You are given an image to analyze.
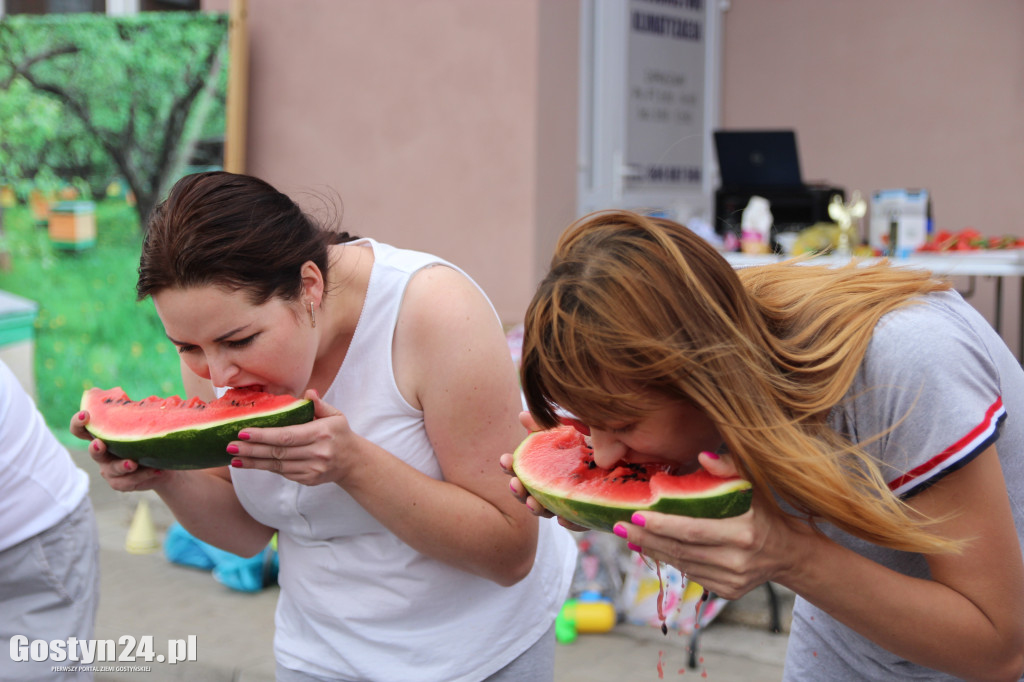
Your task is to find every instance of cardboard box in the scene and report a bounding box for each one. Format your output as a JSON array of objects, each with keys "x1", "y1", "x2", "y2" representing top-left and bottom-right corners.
[{"x1": 869, "y1": 189, "x2": 931, "y2": 256}]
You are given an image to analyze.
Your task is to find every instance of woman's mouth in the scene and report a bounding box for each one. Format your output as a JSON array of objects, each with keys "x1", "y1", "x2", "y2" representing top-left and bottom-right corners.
[{"x1": 230, "y1": 384, "x2": 266, "y2": 393}]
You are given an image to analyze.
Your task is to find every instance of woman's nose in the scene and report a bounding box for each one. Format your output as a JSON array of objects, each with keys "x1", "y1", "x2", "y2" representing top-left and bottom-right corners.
[
  {"x1": 589, "y1": 428, "x2": 628, "y2": 469},
  {"x1": 206, "y1": 355, "x2": 238, "y2": 388}
]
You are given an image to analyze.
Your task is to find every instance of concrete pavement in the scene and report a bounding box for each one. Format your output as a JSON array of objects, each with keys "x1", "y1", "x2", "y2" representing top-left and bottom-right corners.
[{"x1": 77, "y1": 448, "x2": 792, "y2": 681}]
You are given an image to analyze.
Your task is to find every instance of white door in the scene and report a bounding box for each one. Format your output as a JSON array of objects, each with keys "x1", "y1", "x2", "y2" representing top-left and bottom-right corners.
[{"x1": 578, "y1": 0, "x2": 725, "y2": 224}]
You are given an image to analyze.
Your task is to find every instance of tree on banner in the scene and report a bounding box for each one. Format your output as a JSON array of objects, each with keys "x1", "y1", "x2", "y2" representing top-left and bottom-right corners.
[{"x1": 0, "y1": 12, "x2": 228, "y2": 227}]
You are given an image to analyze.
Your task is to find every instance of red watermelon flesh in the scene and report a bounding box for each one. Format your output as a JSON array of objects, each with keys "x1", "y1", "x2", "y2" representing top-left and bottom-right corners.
[
  {"x1": 512, "y1": 424, "x2": 752, "y2": 532},
  {"x1": 81, "y1": 387, "x2": 313, "y2": 470}
]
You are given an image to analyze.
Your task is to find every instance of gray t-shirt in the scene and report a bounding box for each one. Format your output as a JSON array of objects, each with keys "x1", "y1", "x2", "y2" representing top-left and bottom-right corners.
[{"x1": 783, "y1": 289, "x2": 1024, "y2": 681}]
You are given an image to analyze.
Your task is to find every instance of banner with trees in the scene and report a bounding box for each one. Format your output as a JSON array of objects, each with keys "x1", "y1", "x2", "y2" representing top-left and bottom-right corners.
[{"x1": 0, "y1": 11, "x2": 229, "y2": 228}]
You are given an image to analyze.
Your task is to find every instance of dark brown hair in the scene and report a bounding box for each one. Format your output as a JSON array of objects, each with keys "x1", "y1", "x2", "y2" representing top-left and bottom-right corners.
[{"x1": 137, "y1": 171, "x2": 355, "y2": 304}]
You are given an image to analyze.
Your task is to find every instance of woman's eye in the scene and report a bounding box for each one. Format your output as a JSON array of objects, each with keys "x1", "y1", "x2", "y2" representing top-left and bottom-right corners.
[
  {"x1": 226, "y1": 335, "x2": 257, "y2": 349},
  {"x1": 176, "y1": 344, "x2": 198, "y2": 354}
]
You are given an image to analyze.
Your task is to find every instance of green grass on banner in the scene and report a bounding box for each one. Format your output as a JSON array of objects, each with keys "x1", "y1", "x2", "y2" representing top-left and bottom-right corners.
[{"x1": 0, "y1": 200, "x2": 183, "y2": 447}]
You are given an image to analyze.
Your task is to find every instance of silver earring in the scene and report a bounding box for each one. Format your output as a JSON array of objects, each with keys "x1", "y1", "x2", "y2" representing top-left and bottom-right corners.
[{"x1": 309, "y1": 301, "x2": 316, "y2": 328}]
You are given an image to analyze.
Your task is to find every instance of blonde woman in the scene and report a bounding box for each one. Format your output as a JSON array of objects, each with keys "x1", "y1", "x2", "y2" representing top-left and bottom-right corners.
[{"x1": 504, "y1": 210, "x2": 1024, "y2": 681}]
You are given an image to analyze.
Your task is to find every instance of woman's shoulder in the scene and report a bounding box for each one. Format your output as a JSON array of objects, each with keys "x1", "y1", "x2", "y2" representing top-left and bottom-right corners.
[
  {"x1": 392, "y1": 252, "x2": 506, "y2": 387},
  {"x1": 868, "y1": 290, "x2": 990, "y2": 362},
  {"x1": 402, "y1": 262, "x2": 496, "y2": 328},
  {"x1": 359, "y1": 238, "x2": 455, "y2": 274},
  {"x1": 842, "y1": 290, "x2": 1006, "y2": 490},
  {"x1": 855, "y1": 289, "x2": 1001, "y2": 410}
]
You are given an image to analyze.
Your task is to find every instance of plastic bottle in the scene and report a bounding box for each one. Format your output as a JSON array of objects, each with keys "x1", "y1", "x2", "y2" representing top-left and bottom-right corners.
[{"x1": 740, "y1": 195, "x2": 773, "y2": 255}]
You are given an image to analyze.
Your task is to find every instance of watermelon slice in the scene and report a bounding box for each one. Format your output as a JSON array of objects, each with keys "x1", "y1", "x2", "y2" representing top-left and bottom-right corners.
[
  {"x1": 512, "y1": 424, "x2": 752, "y2": 532},
  {"x1": 81, "y1": 387, "x2": 314, "y2": 470}
]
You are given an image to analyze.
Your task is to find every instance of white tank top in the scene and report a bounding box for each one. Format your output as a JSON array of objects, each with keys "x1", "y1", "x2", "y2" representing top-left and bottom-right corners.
[{"x1": 231, "y1": 239, "x2": 576, "y2": 681}]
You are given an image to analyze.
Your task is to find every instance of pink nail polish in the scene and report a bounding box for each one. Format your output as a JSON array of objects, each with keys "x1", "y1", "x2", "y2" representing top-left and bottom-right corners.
[
  {"x1": 77, "y1": 411, "x2": 87, "y2": 421},
  {"x1": 226, "y1": 444, "x2": 239, "y2": 454},
  {"x1": 702, "y1": 451, "x2": 720, "y2": 459},
  {"x1": 238, "y1": 431, "x2": 251, "y2": 441},
  {"x1": 613, "y1": 523, "x2": 628, "y2": 539},
  {"x1": 631, "y1": 513, "x2": 646, "y2": 527},
  {"x1": 627, "y1": 542, "x2": 642, "y2": 552},
  {"x1": 230, "y1": 459, "x2": 243, "y2": 468},
  {"x1": 122, "y1": 460, "x2": 132, "y2": 471}
]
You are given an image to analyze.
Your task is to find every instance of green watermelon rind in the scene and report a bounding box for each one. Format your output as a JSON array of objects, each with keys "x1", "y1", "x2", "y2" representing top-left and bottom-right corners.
[
  {"x1": 512, "y1": 428, "x2": 753, "y2": 533},
  {"x1": 523, "y1": 481, "x2": 752, "y2": 532},
  {"x1": 84, "y1": 395, "x2": 314, "y2": 470}
]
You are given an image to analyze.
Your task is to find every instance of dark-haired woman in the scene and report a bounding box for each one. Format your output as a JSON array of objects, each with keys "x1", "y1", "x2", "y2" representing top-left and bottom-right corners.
[
  {"x1": 504, "y1": 209, "x2": 1024, "y2": 681},
  {"x1": 73, "y1": 172, "x2": 575, "y2": 682}
]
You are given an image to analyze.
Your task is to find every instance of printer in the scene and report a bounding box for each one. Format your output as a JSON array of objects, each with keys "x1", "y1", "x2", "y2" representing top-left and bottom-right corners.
[{"x1": 713, "y1": 130, "x2": 844, "y2": 249}]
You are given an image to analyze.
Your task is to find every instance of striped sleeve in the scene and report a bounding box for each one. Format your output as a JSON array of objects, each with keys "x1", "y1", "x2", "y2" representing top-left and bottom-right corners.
[
  {"x1": 887, "y1": 397, "x2": 1005, "y2": 498},
  {"x1": 836, "y1": 292, "x2": 1006, "y2": 500}
]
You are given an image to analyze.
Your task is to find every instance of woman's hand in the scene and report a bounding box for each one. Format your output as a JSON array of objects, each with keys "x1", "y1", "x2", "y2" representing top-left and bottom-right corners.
[
  {"x1": 71, "y1": 410, "x2": 168, "y2": 492},
  {"x1": 226, "y1": 390, "x2": 362, "y2": 486},
  {"x1": 613, "y1": 451, "x2": 802, "y2": 599},
  {"x1": 499, "y1": 411, "x2": 589, "y2": 532}
]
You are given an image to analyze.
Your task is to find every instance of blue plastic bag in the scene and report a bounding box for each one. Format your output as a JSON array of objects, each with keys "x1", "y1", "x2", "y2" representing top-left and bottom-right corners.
[{"x1": 163, "y1": 522, "x2": 278, "y2": 593}]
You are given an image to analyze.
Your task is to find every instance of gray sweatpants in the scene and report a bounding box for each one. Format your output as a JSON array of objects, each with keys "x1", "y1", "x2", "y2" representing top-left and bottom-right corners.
[{"x1": 0, "y1": 497, "x2": 101, "y2": 682}]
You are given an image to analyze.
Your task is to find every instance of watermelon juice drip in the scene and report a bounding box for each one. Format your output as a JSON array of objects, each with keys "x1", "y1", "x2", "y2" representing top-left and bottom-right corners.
[
  {"x1": 636, "y1": 550, "x2": 671, "y2": 636},
  {"x1": 655, "y1": 559, "x2": 668, "y2": 635}
]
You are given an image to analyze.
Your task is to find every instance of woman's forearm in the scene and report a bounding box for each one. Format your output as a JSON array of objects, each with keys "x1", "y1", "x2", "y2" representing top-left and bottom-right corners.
[{"x1": 154, "y1": 468, "x2": 275, "y2": 558}]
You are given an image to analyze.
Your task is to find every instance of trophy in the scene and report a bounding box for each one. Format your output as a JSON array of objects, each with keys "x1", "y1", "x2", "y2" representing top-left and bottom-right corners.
[{"x1": 828, "y1": 191, "x2": 867, "y2": 257}]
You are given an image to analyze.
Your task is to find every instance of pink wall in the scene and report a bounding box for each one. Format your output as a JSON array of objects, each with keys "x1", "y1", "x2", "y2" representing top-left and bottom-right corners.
[
  {"x1": 721, "y1": 0, "x2": 1024, "y2": 236},
  {"x1": 205, "y1": 0, "x2": 580, "y2": 323},
  {"x1": 720, "y1": 0, "x2": 1024, "y2": 349},
  {"x1": 205, "y1": 0, "x2": 1024, "y2": 343}
]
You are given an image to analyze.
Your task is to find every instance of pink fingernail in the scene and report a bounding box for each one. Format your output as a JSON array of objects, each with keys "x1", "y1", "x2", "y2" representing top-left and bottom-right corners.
[
  {"x1": 77, "y1": 411, "x2": 87, "y2": 421},
  {"x1": 122, "y1": 460, "x2": 132, "y2": 471},
  {"x1": 238, "y1": 431, "x2": 251, "y2": 441},
  {"x1": 230, "y1": 459, "x2": 243, "y2": 468},
  {"x1": 631, "y1": 513, "x2": 646, "y2": 527},
  {"x1": 702, "y1": 451, "x2": 720, "y2": 459},
  {"x1": 613, "y1": 523, "x2": 628, "y2": 539},
  {"x1": 627, "y1": 542, "x2": 642, "y2": 552},
  {"x1": 226, "y1": 444, "x2": 239, "y2": 454}
]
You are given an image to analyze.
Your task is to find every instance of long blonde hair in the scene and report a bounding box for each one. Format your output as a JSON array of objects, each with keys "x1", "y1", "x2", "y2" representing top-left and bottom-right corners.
[{"x1": 521, "y1": 210, "x2": 958, "y2": 554}]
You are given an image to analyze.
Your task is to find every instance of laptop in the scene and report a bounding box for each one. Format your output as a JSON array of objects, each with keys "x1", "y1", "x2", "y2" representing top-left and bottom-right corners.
[{"x1": 714, "y1": 130, "x2": 803, "y2": 188}]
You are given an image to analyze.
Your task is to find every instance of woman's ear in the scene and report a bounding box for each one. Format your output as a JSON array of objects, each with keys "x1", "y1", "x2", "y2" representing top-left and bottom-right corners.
[{"x1": 299, "y1": 261, "x2": 325, "y2": 306}]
